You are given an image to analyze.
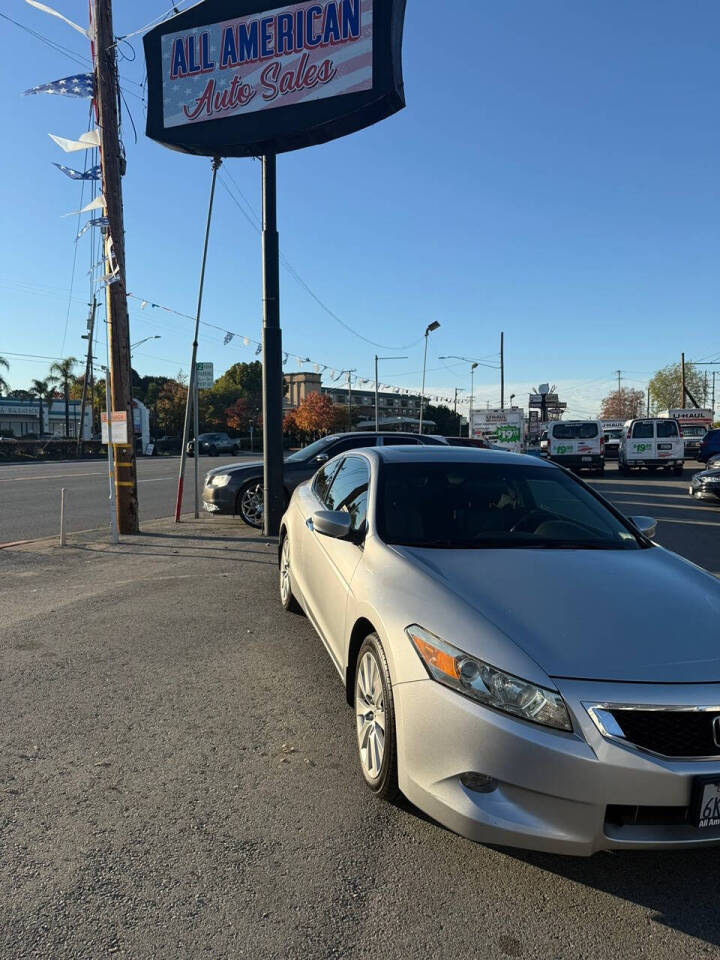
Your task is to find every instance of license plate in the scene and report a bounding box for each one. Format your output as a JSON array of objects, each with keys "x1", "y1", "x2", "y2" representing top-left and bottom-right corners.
[
  {"x1": 582, "y1": 456, "x2": 591, "y2": 462},
  {"x1": 658, "y1": 443, "x2": 672, "y2": 450},
  {"x1": 691, "y1": 777, "x2": 720, "y2": 829}
]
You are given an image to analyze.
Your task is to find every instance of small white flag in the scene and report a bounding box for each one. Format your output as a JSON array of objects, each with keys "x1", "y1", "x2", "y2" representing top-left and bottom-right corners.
[
  {"x1": 140, "y1": 301, "x2": 147, "y2": 310},
  {"x1": 49, "y1": 129, "x2": 101, "y2": 153},
  {"x1": 62, "y1": 194, "x2": 105, "y2": 217},
  {"x1": 243, "y1": 337, "x2": 249, "y2": 347},
  {"x1": 25, "y1": 0, "x2": 90, "y2": 38}
]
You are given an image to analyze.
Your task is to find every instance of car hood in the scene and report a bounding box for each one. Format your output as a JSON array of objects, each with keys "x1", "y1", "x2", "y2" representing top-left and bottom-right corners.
[
  {"x1": 205, "y1": 459, "x2": 264, "y2": 479},
  {"x1": 694, "y1": 468, "x2": 720, "y2": 481},
  {"x1": 394, "y1": 545, "x2": 720, "y2": 683}
]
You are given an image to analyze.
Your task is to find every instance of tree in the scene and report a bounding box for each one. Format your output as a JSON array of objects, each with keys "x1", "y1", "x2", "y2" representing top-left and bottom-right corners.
[
  {"x1": 226, "y1": 397, "x2": 252, "y2": 431},
  {"x1": 155, "y1": 379, "x2": 188, "y2": 436},
  {"x1": 6, "y1": 389, "x2": 33, "y2": 400},
  {"x1": 49, "y1": 356, "x2": 78, "y2": 438},
  {"x1": 293, "y1": 393, "x2": 340, "y2": 436},
  {"x1": 0, "y1": 356, "x2": 9, "y2": 396},
  {"x1": 600, "y1": 387, "x2": 646, "y2": 420},
  {"x1": 31, "y1": 379, "x2": 54, "y2": 434},
  {"x1": 649, "y1": 362, "x2": 704, "y2": 412},
  {"x1": 423, "y1": 403, "x2": 463, "y2": 436},
  {"x1": 213, "y1": 361, "x2": 263, "y2": 404}
]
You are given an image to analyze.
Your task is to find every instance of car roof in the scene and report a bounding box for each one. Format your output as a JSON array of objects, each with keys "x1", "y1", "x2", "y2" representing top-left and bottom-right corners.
[{"x1": 366, "y1": 445, "x2": 556, "y2": 467}]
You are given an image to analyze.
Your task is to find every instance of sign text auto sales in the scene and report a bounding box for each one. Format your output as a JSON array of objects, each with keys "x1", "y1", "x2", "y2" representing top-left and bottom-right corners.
[{"x1": 161, "y1": 0, "x2": 372, "y2": 128}]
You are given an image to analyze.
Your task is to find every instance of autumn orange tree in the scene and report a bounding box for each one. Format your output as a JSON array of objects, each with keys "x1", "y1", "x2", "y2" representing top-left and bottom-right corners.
[
  {"x1": 292, "y1": 393, "x2": 341, "y2": 436},
  {"x1": 600, "y1": 387, "x2": 645, "y2": 420}
]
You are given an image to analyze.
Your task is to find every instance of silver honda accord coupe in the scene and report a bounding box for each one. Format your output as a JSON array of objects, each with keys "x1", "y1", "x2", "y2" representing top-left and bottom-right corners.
[{"x1": 278, "y1": 446, "x2": 720, "y2": 856}]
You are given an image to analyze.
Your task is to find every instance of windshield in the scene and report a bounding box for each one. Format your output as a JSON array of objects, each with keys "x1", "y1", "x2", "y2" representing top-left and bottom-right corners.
[
  {"x1": 682, "y1": 425, "x2": 707, "y2": 437},
  {"x1": 552, "y1": 422, "x2": 598, "y2": 439},
  {"x1": 377, "y1": 462, "x2": 642, "y2": 550},
  {"x1": 604, "y1": 430, "x2": 623, "y2": 440},
  {"x1": 285, "y1": 435, "x2": 336, "y2": 462}
]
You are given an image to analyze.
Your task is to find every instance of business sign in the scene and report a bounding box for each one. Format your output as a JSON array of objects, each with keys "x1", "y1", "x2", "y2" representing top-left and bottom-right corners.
[
  {"x1": 144, "y1": 0, "x2": 406, "y2": 156},
  {"x1": 472, "y1": 408, "x2": 525, "y2": 453},
  {"x1": 0, "y1": 403, "x2": 41, "y2": 417},
  {"x1": 196, "y1": 362, "x2": 215, "y2": 389},
  {"x1": 101, "y1": 412, "x2": 128, "y2": 445},
  {"x1": 667, "y1": 408, "x2": 714, "y2": 421}
]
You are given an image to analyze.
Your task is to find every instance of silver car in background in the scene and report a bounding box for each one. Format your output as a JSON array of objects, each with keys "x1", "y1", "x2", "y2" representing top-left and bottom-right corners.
[{"x1": 278, "y1": 447, "x2": 720, "y2": 855}]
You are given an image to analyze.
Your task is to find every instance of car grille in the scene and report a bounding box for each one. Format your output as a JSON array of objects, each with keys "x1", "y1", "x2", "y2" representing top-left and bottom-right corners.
[{"x1": 610, "y1": 709, "x2": 720, "y2": 758}]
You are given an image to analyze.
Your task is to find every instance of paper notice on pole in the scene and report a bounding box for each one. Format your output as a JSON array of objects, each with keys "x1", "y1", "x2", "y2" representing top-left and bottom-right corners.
[{"x1": 101, "y1": 411, "x2": 128, "y2": 444}]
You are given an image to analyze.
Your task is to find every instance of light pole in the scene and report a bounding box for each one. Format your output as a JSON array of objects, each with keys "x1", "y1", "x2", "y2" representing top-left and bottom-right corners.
[
  {"x1": 453, "y1": 386, "x2": 467, "y2": 436},
  {"x1": 469, "y1": 362, "x2": 478, "y2": 438},
  {"x1": 418, "y1": 321, "x2": 440, "y2": 435},
  {"x1": 375, "y1": 355, "x2": 408, "y2": 431},
  {"x1": 130, "y1": 335, "x2": 161, "y2": 357},
  {"x1": 440, "y1": 355, "x2": 489, "y2": 438}
]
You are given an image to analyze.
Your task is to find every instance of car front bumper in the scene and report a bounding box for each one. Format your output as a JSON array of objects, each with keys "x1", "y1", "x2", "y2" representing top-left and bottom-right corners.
[
  {"x1": 393, "y1": 678, "x2": 720, "y2": 856},
  {"x1": 201, "y1": 482, "x2": 237, "y2": 515},
  {"x1": 690, "y1": 484, "x2": 720, "y2": 502},
  {"x1": 624, "y1": 458, "x2": 683, "y2": 468}
]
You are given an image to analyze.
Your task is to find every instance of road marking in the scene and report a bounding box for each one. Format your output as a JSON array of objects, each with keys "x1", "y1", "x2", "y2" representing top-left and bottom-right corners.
[
  {"x1": 0, "y1": 473, "x2": 175, "y2": 484},
  {"x1": 657, "y1": 516, "x2": 720, "y2": 527},
  {"x1": 611, "y1": 499, "x2": 717, "y2": 513}
]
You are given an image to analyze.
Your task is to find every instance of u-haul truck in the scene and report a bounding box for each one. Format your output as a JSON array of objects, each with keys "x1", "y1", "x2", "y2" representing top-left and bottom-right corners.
[{"x1": 657, "y1": 409, "x2": 713, "y2": 460}]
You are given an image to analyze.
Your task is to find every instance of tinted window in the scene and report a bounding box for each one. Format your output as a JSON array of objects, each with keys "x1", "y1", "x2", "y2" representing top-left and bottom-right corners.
[
  {"x1": 326, "y1": 436, "x2": 377, "y2": 457},
  {"x1": 313, "y1": 461, "x2": 341, "y2": 506},
  {"x1": 682, "y1": 426, "x2": 707, "y2": 437},
  {"x1": 419, "y1": 436, "x2": 447, "y2": 446},
  {"x1": 286, "y1": 435, "x2": 337, "y2": 463},
  {"x1": 657, "y1": 420, "x2": 679, "y2": 438},
  {"x1": 552, "y1": 422, "x2": 598, "y2": 440},
  {"x1": 382, "y1": 436, "x2": 419, "y2": 446},
  {"x1": 376, "y1": 462, "x2": 640, "y2": 550},
  {"x1": 632, "y1": 421, "x2": 654, "y2": 439},
  {"x1": 324, "y1": 457, "x2": 369, "y2": 533}
]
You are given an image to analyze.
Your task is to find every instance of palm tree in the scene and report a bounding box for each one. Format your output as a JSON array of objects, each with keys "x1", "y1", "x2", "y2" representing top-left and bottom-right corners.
[
  {"x1": 49, "y1": 357, "x2": 77, "y2": 438},
  {"x1": 0, "y1": 356, "x2": 9, "y2": 396},
  {"x1": 30, "y1": 378, "x2": 54, "y2": 435}
]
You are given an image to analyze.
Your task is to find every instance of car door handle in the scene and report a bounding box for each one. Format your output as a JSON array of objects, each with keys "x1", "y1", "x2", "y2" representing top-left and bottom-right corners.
[{"x1": 305, "y1": 517, "x2": 314, "y2": 531}]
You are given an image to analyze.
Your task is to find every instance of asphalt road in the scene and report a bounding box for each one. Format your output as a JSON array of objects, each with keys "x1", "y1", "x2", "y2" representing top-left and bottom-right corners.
[
  {"x1": 0, "y1": 455, "x2": 257, "y2": 545},
  {"x1": 2, "y1": 516, "x2": 720, "y2": 959},
  {"x1": 1, "y1": 458, "x2": 718, "y2": 574}
]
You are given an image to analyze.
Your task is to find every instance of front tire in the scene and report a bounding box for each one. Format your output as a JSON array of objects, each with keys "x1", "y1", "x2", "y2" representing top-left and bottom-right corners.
[
  {"x1": 279, "y1": 533, "x2": 301, "y2": 613},
  {"x1": 354, "y1": 635, "x2": 399, "y2": 800},
  {"x1": 237, "y1": 478, "x2": 264, "y2": 527}
]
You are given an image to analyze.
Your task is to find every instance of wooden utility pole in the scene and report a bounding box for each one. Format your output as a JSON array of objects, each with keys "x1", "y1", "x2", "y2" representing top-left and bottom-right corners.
[
  {"x1": 93, "y1": 0, "x2": 138, "y2": 533},
  {"x1": 681, "y1": 353, "x2": 687, "y2": 407},
  {"x1": 76, "y1": 295, "x2": 97, "y2": 455}
]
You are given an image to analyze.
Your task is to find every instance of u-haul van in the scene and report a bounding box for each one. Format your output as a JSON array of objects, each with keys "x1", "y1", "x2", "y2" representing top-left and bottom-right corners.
[
  {"x1": 546, "y1": 420, "x2": 605, "y2": 472},
  {"x1": 619, "y1": 419, "x2": 684, "y2": 475}
]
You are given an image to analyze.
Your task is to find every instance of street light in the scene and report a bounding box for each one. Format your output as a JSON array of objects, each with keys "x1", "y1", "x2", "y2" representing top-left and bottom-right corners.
[
  {"x1": 375, "y1": 355, "x2": 408, "y2": 431},
  {"x1": 130, "y1": 335, "x2": 161, "y2": 356},
  {"x1": 418, "y1": 321, "x2": 440, "y2": 435}
]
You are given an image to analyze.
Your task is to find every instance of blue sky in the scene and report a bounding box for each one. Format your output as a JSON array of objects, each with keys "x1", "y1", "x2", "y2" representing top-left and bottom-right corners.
[{"x1": 2, "y1": 0, "x2": 720, "y2": 416}]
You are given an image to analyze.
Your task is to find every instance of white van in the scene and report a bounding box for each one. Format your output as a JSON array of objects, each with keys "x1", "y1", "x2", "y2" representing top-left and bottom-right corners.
[
  {"x1": 546, "y1": 420, "x2": 605, "y2": 472},
  {"x1": 619, "y1": 419, "x2": 684, "y2": 475}
]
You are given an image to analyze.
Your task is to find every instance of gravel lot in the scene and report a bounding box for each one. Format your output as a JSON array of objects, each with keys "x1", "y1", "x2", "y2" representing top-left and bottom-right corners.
[{"x1": 1, "y1": 517, "x2": 719, "y2": 959}]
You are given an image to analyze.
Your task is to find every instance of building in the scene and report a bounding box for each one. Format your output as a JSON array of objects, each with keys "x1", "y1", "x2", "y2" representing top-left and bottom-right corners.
[
  {"x1": 283, "y1": 370, "x2": 428, "y2": 431},
  {"x1": 0, "y1": 398, "x2": 92, "y2": 439}
]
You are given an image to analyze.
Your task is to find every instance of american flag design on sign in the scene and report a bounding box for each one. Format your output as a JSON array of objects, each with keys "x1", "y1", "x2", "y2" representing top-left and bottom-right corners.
[{"x1": 161, "y1": 0, "x2": 373, "y2": 129}]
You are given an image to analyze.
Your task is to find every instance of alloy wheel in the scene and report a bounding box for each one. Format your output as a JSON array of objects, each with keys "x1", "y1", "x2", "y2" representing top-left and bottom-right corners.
[
  {"x1": 355, "y1": 650, "x2": 386, "y2": 779},
  {"x1": 280, "y1": 537, "x2": 291, "y2": 605},
  {"x1": 240, "y1": 482, "x2": 264, "y2": 526}
]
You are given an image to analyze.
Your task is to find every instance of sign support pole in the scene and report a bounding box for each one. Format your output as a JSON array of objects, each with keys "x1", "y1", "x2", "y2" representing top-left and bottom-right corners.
[
  {"x1": 261, "y1": 154, "x2": 285, "y2": 538},
  {"x1": 174, "y1": 157, "x2": 221, "y2": 523}
]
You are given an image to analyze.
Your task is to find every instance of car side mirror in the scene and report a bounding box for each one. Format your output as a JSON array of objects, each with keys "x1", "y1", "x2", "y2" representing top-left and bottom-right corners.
[
  {"x1": 311, "y1": 510, "x2": 352, "y2": 539},
  {"x1": 314, "y1": 453, "x2": 329, "y2": 463},
  {"x1": 630, "y1": 516, "x2": 657, "y2": 540}
]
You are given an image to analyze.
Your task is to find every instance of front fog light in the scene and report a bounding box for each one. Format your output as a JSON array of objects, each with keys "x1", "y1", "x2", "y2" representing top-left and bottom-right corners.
[{"x1": 460, "y1": 772, "x2": 498, "y2": 794}]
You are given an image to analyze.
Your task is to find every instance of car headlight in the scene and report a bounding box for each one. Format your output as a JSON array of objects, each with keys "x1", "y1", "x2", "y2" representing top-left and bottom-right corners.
[
  {"x1": 406, "y1": 624, "x2": 572, "y2": 731},
  {"x1": 209, "y1": 474, "x2": 231, "y2": 488}
]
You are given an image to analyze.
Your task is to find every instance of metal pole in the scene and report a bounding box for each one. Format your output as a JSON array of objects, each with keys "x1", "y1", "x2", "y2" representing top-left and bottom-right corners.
[
  {"x1": 469, "y1": 365, "x2": 474, "y2": 438},
  {"x1": 194, "y1": 363, "x2": 200, "y2": 518},
  {"x1": 59, "y1": 488, "x2": 66, "y2": 547},
  {"x1": 500, "y1": 331, "x2": 504, "y2": 410},
  {"x1": 375, "y1": 355, "x2": 379, "y2": 432},
  {"x1": 681, "y1": 353, "x2": 686, "y2": 406},
  {"x1": 713, "y1": 372, "x2": 716, "y2": 413},
  {"x1": 174, "y1": 157, "x2": 221, "y2": 523},
  {"x1": 419, "y1": 333, "x2": 429, "y2": 435},
  {"x1": 76, "y1": 296, "x2": 97, "y2": 455},
  {"x1": 261, "y1": 153, "x2": 285, "y2": 537},
  {"x1": 103, "y1": 365, "x2": 119, "y2": 545},
  {"x1": 347, "y1": 371, "x2": 353, "y2": 431}
]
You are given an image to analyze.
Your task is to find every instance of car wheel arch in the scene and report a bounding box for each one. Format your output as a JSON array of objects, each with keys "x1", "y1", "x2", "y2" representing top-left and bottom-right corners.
[{"x1": 345, "y1": 617, "x2": 381, "y2": 706}]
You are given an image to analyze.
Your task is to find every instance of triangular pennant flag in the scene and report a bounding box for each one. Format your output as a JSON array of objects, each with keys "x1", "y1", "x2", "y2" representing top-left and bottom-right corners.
[
  {"x1": 282, "y1": 352, "x2": 289, "y2": 364},
  {"x1": 140, "y1": 301, "x2": 147, "y2": 309},
  {"x1": 25, "y1": 73, "x2": 94, "y2": 99},
  {"x1": 76, "y1": 215, "x2": 109, "y2": 239},
  {"x1": 53, "y1": 162, "x2": 101, "y2": 181},
  {"x1": 62, "y1": 194, "x2": 105, "y2": 217},
  {"x1": 49, "y1": 129, "x2": 101, "y2": 153},
  {"x1": 243, "y1": 337, "x2": 249, "y2": 347},
  {"x1": 255, "y1": 343, "x2": 262, "y2": 356},
  {"x1": 24, "y1": 0, "x2": 89, "y2": 37},
  {"x1": 223, "y1": 332, "x2": 234, "y2": 345}
]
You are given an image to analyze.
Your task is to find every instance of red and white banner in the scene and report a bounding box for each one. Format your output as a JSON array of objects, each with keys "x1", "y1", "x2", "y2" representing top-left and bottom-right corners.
[{"x1": 161, "y1": 0, "x2": 372, "y2": 128}]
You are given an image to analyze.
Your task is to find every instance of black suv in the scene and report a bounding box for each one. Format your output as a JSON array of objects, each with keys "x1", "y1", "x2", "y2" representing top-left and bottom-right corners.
[
  {"x1": 202, "y1": 432, "x2": 447, "y2": 526},
  {"x1": 187, "y1": 432, "x2": 240, "y2": 457}
]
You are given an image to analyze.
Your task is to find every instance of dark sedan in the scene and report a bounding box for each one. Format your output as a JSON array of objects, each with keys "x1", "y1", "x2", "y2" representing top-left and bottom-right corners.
[
  {"x1": 689, "y1": 465, "x2": 720, "y2": 504},
  {"x1": 202, "y1": 432, "x2": 447, "y2": 526}
]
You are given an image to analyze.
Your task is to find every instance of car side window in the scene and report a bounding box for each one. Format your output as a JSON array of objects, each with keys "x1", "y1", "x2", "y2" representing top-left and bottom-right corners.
[
  {"x1": 657, "y1": 421, "x2": 679, "y2": 438},
  {"x1": 325, "y1": 436, "x2": 378, "y2": 457},
  {"x1": 324, "y1": 457, "x2": 370, "y2": 534},
  {"x1": 313, "y1": 461, "x2": 341, "y2": 506},
  {"x1": 632, "y1": 422, "x2": 654, "y2": 439},
  {"x1": 382, "y1": 436, "x2": 419, "y2": 445}
]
